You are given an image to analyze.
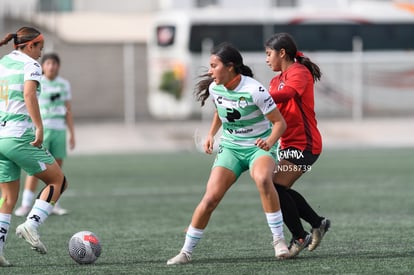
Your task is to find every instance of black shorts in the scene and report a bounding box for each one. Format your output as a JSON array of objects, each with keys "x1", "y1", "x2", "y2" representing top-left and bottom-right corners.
[{"x1": 278, "y1": 147, "x2": 319, "y2": 172}]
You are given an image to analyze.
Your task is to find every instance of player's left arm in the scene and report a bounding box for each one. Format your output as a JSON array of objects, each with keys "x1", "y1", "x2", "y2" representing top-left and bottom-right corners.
[
  {"x1": 269, "y1": 69, "x2": 308, "y2": 103},
  {"x1": 253, "y1": 85, "x2": 286, "y2": 151},
  {"x1": 262, "y1": 108, "x2": 286, "y2": 149},
  {"x1": 65, "y1": 100, "x2": 75, "y2": 150}
]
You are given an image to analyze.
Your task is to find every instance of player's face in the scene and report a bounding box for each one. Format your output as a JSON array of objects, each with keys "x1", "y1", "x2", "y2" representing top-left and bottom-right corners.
[
  {"x1": 265, "y1": 48, "x2": 282, "y2": 72},
  {"x1": 42, "y1": 59, "x2": 60, "y2": 80},
  {"x1": 25, "y1": 41, "x2": 44, "y2": 60},
  {"x1": 208, "y1": 55, "x2": 232, "y2": 85}
]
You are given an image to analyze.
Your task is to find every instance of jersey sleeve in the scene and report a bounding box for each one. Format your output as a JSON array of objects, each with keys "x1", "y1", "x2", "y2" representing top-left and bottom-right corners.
[
  {"x1": 64, "y1": 79, "x2": 72, "y2": 101},
  {"x1": 284, "y1": 66, "x2": 310, "y2": 96},
  {"x1": 24, "y1": 61, "x2": 42, "y2": 83},
  {"x1": 252, "y1": 84, "x2": 276, "y2": 115}
]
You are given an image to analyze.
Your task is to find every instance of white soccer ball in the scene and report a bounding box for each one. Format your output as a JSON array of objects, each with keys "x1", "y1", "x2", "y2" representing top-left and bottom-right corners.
[{"x1": 68, "y1": 231, "x2": 102, "y2": 264}]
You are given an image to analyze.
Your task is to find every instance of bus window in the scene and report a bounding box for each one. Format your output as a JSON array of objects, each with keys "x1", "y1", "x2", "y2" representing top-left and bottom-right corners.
[
  {"x1": 189, "y1": 24, "x2": 264, "y2": 52},
  {"x1": 278, "y1": 24, "x2": 357, "y2": 51},
  {"x1": 157, "y1": 25, "x2": 176, "y2": 47},
  {"x1": 360, "y1": 23, "x2": 414, "y2": 50}
]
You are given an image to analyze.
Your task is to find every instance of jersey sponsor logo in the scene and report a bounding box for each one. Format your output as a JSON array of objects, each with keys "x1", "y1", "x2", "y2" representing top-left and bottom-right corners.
[
  {"x1": 217, "y1": 96, "x2": 223, "y2": 104},
  {"x1": 264, "y1": 96, "x2": 275, "y2": 109},
  {"x1": 237, "y1": 96, "x2": 248, "y2": 109},
  {"x1": 31, "y1": 71, "x2": 41, "y2": 77},
  {"x1": 225, "y1": 108, "x2": 241, "y2": 122},
  {"x1": 34, "y1": 62, "x2": 40, "y2": 67},
  {"x1": 50, "y1": 93, "x2": 61, "y2": 102},
  {"x1": 234, "y1": 128, "x2": 253, "y2": 134}
]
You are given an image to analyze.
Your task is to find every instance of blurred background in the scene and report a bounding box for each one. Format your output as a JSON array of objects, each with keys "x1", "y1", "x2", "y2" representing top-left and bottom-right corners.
[{"x1": 1, "y1": 0, "x2": 413, "y2": 153}]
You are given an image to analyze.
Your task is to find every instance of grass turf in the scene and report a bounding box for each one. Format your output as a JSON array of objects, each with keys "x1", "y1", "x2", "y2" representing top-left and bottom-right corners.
[{"x1": 2, "y1": 148, "x2": 414, "y2": 274}]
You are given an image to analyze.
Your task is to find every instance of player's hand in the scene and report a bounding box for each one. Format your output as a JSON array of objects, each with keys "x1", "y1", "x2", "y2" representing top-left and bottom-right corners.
[
  {"x1": 203, "y1": 135, "x2": 214, "y2": 154},
  {"x1": 30, "y1": 127, "x2": 44, "y2": 148},
  {"x1": 255, "y1": 138, "x2": 270, "y2": 151},
  {"x1": 69, "y1": 135, "x2": 76, "y2": 150}
]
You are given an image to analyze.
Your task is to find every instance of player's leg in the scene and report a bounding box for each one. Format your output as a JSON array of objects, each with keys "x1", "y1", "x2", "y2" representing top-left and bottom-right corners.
[
  {"x1": 167, "y1": 166, "x2": 236, "y2": 265},
  {"x1": 14, "y1": 175, "x2": 38, "y2": 217},
  {"x1": 274, "y1": 158, "x2": 312, "y2": 253},
  {"x1": 0, "y1": 139, "x2": 24, "y2": 266},
  {"x1": 250, "y1": 154, "x2": 289, "y2": 259},
  {"x1": 275, "y1": 148, "x2": 329, "y2": 253},
  {"x1": 45, "y1": 130, "x2": 69, "y2": 215},
  {"x1": 16, "y1": 162, "x2": 67, "y2": 254},
  {"x1": 0, "y1": 180, "x2": 20, "y2": 267},
  {"x1": 50, "y1": 158, "x2": 68, "y2": 215},
  {"x1": 13, "y1": 139, "x2": 68, "y2": 254}
]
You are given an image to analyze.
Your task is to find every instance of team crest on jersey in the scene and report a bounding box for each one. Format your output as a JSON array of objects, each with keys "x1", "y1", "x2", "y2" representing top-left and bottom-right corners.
[
  {"x1": 237, "y1": 97, "x2": 248, "y2": 108},
  {"x1": 278, "y1": 82, "x2": 285, "y2": 91}
]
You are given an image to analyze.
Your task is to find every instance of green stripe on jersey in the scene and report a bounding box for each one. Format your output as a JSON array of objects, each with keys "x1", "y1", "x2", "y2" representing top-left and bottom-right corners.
[{"x1": 210, "y1": 75, "x2": 275, "y2": 148}]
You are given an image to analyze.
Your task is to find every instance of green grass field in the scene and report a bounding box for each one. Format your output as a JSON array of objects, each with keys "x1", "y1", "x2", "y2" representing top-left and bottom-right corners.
[{"x1": 2, "y1": 148, "x2": 414, "y2": 274}]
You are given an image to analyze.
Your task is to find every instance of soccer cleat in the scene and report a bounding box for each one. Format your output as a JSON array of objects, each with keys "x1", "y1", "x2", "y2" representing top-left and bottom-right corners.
[
  {"x1": 16, "y1": 223, "x2": 47, "y2": 254},
  {"x1": 309, "y1": 218, "x2": 331, "y2": 251},
  {"x1": 272, "y1": 238, "x2": 290, "y2": 259},
  {"x1": 0, "y1": 255, "x2": 11, "y2": 267},
  {"x1": 289, "y1": 233, "x2": 312, "y2": 258},
  {"x1": 51, "y1": 205, "x2": 69, "y2": 216},
  {"x1": 14, "y1": 206, "x2": 31, "y2": 217},
  {"x1": 167, "y1": 251, "x2": 192, "y2": 265}
]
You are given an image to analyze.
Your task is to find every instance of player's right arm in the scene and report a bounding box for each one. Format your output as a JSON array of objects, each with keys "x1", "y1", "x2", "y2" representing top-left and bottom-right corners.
[
  {"x1": 204, "y1": 110, "x2": 221, "y2": 154},
  {"x1": 65, "y1": 100, "x2": 76, "y2": 150}
]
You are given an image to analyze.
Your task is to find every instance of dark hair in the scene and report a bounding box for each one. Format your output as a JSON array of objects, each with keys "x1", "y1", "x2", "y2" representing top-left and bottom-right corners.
[
  {"x1": 41, "y1": 53, "x2": 60, "y2": 65},
  {"x1": 265, "y1": 32, "x2": 321, "y2": 82},
  {"x1": 194, "y1": 42, "x2": 254, "y2": 106},
  {"x1": 0, "y1": 27, "x2": 42, "y2": 49}
]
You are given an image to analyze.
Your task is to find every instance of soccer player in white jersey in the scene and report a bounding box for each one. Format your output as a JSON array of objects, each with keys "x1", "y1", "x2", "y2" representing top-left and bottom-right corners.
[
  {"x1": 167, "y1": 43, "x2": 290, "y2": 265},
  {"x1": 14, "y1": 53, "x2": 75, "y2": 217},
  {"x1": 0, "y1": 27, "x2": 68, "y2": 267}
]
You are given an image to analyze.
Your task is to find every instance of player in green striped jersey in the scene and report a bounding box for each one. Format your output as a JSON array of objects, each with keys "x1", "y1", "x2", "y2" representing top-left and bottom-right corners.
[
  {"x1": 15, "y1": 53, "x2": 75, "y2": 217},
  {"x1": 0, "y1": 27, "x2": 68, "y2": 267},
  {"x1": 167, "y1": 43, "x2": 290, "y2": 265}
]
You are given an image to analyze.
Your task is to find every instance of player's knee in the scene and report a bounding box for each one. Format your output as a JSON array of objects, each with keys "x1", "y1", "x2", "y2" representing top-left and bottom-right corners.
[
  {"x1": 200, "y1": 196, "x2": 220, "y2": 213},
  {"x1": 0, "y1": 196, "x2": 18, "y2": 210}
]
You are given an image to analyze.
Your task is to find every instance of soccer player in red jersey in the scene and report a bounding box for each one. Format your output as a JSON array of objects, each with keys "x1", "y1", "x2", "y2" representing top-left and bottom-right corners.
[{"x1": 265, "y1": 33, "x2": 330, "y2": 257}]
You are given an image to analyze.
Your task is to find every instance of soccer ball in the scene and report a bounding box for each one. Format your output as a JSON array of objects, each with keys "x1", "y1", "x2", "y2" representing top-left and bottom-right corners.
[{"x1": 68, "y1": 231, "x2": 102, "y2": 264}]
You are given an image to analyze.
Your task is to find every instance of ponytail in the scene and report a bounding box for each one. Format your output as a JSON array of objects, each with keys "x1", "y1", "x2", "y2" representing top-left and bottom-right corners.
[
  {"x1": 295, "y1": 55, "x2": 322, "y2": 82},
  {"x1": 194, "y1": 73, "x2": 214, "y2": 106},
  {"x1": 0, "y1": 27, "x2": 42, "y2": 49},
  {"x1": 0, "y1": 33, "x2": 16, "y2": 47},
  {"x1": 239, "y1": 64, "x2": 253, "y2": 78}
]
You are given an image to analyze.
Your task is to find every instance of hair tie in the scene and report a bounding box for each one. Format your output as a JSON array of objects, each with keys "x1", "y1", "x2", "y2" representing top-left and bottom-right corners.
[
  {"x1": 295, "y1": 51, "x2": 304, "y2": 58},
  {"x1": 14, "y1": 33, "x2": 44, "y2": 49}
]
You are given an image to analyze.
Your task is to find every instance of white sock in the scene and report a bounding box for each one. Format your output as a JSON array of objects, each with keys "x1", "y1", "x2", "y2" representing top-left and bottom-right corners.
[
  {"x1": 26, "y1": 199, "x2": 54, "y2": 229},
  {"x1": 181, "y1": 225, "x2": 204, "y2": 254},
  {"x1": 0, "y1": 213, "x2": 11, "y2": 255},
  {"x1": 21, "y1": 189, "x2": 35, "y2": 208},
  {"x1": 266, "y1": 211, "x2": 285, "y2": 241}
]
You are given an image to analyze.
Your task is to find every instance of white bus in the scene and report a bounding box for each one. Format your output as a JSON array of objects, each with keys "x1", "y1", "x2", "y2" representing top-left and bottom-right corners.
[{"x1": 147, "y1": 1, "x2": 414, "y2": 120}]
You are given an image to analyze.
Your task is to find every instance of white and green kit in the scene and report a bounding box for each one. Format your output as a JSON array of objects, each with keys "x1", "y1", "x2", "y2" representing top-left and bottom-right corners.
[
  {"x1": 209, "y1": 75, "x2": 279, "y2": 178},
  {"x1": 0, "y1": 50, "x2": 54, "y2": 182},
  {"x1": 39, "y1": 75, "x2": 71, "y2": 159}
]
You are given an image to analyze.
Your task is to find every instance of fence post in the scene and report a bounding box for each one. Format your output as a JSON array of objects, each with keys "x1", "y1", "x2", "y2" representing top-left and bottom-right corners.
[
  {"x1": 123, "y1": 43, "x2": 135, "y2": 125},
  {"x1": 352, "y1": 36, "x2": 363, "y2": 120}
]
